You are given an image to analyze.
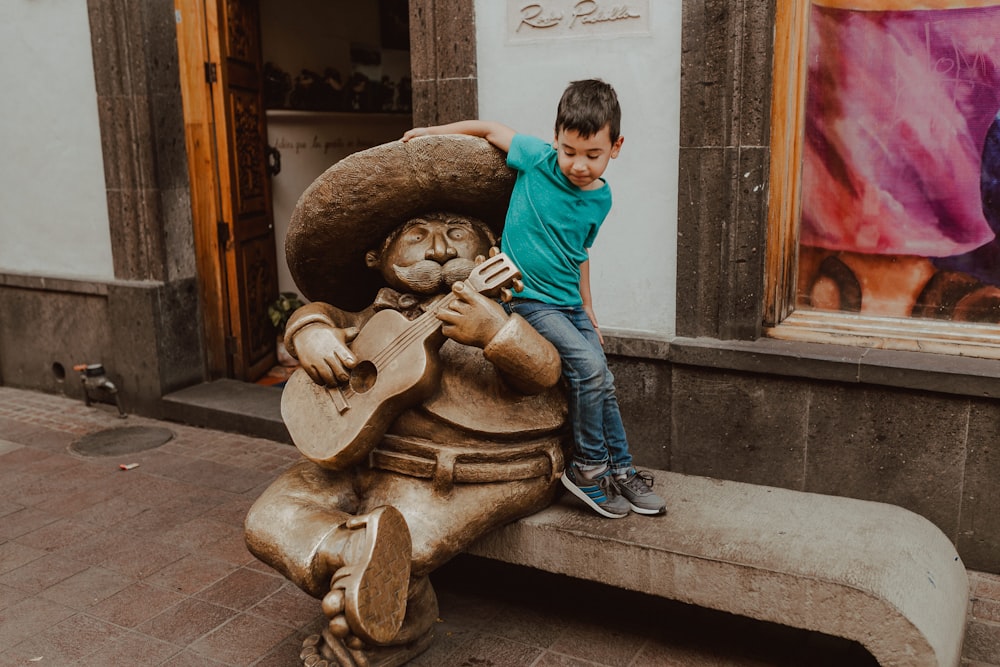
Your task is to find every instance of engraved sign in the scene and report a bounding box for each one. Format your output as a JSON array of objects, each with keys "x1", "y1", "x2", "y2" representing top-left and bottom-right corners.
[{"x1": 507, "y1": 0, "x2": 650, "y2": 42}]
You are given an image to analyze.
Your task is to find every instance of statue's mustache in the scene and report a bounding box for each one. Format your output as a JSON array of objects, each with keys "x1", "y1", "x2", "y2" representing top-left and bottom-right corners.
[{"x1": 391, "y1": 258, "x2": 477, "y2": 294}]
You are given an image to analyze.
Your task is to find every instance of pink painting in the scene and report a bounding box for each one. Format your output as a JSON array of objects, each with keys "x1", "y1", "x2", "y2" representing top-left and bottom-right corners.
[{"x1": 799, "y1": 3, "x2": 1000, "y2": 321}]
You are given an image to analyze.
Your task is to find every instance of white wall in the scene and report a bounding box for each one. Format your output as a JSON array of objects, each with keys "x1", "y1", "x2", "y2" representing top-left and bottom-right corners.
[
  {"x1": 0, "y1": 1, "x2": 113, "y2": 281},
  {"x1": 474, "y1": 1, "x2": 681, "y2": 337}
]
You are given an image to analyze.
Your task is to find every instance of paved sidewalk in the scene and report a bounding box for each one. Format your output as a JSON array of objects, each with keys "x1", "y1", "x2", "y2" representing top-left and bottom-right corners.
[{"x1": 0, "y1": 386, "x2": 997, "y2": 666}]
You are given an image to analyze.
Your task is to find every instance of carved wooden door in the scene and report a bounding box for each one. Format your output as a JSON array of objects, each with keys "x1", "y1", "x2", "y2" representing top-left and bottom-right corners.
[{"x1": 215, "y1": 0, "x2": 279, "y2": 380}]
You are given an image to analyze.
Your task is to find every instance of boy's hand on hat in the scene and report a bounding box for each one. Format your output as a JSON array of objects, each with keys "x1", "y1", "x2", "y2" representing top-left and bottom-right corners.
[{"x1": 401, "y1": 127, "x2": 429, "y2": 142}]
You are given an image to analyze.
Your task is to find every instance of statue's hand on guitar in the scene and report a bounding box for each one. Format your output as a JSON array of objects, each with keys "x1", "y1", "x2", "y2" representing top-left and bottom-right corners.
[
  {"x1": 437, "y1": 281, "x2": 508, "y2": 349},
  {"x1": 294, "y1": 324, "x2": 360, "y2": 386}
]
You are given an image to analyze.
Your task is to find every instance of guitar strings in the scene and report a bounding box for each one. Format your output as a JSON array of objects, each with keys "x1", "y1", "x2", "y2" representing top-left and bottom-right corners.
[
  {"x1": 334, "y1": 293, "x2": 454, "y2": 401},
  {"x1": 332, "y1": 259, "x2": 513, "y2": 402},
  {"x1": 363, "y1": 259, "x2": 515, "y2": 373}
]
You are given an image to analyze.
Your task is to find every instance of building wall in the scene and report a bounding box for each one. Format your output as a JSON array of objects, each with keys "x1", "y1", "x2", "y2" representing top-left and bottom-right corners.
[
  {"x1": 474, "y1": 0, "x2": 681, "y2": 338},
  {"x1": 0, "y1": 1, "x2": 113, "y2": 280},
  {"x1": 463, "y1": 0, "x2": 1000, "y2": 575},
  {"x1": 0, "y1": 0, "x2": 203, "y2": 408},
  {"x1": 670, "y1": 364, "x2": 999, "y2": 573},
  {"x1": 621, "y1": 0, "x2": 1000, "y2": 576},
  {"x1": 2, "y1": 0, "x2": 999, "y2": 578}
]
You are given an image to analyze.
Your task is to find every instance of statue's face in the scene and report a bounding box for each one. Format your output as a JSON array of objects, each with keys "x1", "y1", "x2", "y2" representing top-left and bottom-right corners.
[{"x1": 367, "y1": 217, "x2": 493, "y2": 294}]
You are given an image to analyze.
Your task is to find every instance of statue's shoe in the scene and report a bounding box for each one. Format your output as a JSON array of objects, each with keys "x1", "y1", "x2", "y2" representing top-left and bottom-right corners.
[{"x1": 331, "y1": 506, "x2": 412, "y2": 645}]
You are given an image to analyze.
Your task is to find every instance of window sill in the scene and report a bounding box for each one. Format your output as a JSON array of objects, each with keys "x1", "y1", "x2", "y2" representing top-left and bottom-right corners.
[{"x1": 606, "y1": 331, "x2": 1000, "y2": 400}]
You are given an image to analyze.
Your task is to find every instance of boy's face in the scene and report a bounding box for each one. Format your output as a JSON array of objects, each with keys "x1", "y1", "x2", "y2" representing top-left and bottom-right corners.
[{"x1": 553, "y1": 124, "x2": 624, "y2": 191}]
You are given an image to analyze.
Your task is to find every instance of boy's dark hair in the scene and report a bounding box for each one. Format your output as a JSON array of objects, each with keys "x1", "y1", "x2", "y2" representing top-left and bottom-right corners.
[{"x1": 555, "y1": 79, "x2": 621, "y2": 144}]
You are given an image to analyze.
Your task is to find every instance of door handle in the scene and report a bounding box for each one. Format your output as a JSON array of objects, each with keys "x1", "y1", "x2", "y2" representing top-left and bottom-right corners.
[{"x1": 266, "y1": 145, "x2": 282, "y2": 176}]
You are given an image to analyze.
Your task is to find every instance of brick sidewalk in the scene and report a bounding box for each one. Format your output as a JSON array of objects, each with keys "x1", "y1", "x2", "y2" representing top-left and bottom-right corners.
[
  {"x1": 0, "y1": 386, "x2": 996, "y2": 666},
  {"x1": 0, "y1": 388, "x2": 315, "y2": 666}
]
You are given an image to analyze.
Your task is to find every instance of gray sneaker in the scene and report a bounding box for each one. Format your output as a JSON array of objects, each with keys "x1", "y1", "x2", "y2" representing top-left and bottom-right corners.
[
  {"x1": 561, "y1": 464, "x2": 630, "y2": 519},
  {"x1": 617, "y1": 470, "x2": 666, "y2": 515}
]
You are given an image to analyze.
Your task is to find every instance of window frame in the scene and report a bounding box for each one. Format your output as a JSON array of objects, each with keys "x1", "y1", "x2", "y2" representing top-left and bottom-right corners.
[{"x1": 763, "y1": 0, "x2": 1000, "y2": 360}]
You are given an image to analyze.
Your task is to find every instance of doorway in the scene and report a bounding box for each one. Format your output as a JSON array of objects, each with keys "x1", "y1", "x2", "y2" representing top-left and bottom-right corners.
[
  {"x1": 259, "y1": 0, "x2": 413, "y2": 299},
  {"x1": 174, "y1": 0, "x2": 412, "y2": 383}
]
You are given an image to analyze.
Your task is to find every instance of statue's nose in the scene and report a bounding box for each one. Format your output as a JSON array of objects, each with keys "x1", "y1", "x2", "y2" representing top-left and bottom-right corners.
[{"x1": 424, "y1": 233, "x2": 457, "y2": 261}]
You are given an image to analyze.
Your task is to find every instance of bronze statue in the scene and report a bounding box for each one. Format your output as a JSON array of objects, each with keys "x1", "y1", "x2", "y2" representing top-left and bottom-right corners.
[{"x1": 245, "y1": 136, "x2": 568, "y2": 666}]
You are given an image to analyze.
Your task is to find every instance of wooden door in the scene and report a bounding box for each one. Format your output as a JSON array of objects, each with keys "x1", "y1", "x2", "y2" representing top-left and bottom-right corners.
[
  {"x1": 216, "y1": 0, "x2": 279, "y2": 380},
  {"x1": 175, "y1": 0, "x2": 279, "y2": 381}
]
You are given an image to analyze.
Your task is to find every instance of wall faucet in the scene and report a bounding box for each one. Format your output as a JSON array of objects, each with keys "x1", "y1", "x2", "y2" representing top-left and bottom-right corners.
[{"x1": 73, "y1": 363, "x2": 127, "y2": 418}]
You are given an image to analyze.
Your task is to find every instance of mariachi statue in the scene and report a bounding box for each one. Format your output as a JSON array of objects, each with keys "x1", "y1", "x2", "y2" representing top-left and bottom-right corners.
[{"x1": 245, "y1": 136, "x2": 568, "y2": 666}]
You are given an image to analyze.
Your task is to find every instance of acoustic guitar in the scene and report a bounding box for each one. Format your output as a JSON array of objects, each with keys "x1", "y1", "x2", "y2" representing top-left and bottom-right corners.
[{"x1": 281, "y1": 252, "x2": 522, "y2": 469}]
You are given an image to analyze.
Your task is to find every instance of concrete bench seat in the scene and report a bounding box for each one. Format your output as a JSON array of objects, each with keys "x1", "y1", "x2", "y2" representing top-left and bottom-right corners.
[{"x1": 467, "y1": 470, "x2": 969, "y2": 667}]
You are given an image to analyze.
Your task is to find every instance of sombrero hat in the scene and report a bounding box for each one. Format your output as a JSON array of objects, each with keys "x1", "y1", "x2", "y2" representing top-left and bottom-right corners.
[{"x1": 285, "y1": 134, "x2": 516, "y2": 312}]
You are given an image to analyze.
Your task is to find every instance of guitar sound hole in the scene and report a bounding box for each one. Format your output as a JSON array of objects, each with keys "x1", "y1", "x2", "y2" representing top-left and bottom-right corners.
[{"x1": 350, "y1": 360, "x2": 378, "y2": 393}]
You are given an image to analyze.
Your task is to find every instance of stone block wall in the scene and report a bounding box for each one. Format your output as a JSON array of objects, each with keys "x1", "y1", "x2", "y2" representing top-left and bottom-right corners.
[
  {"x1": 0, "y1": 275, "x2": 202, "y2": 416},
  {"x1": 611, "y1": 348, "x2": 1000, "y2": 574}
]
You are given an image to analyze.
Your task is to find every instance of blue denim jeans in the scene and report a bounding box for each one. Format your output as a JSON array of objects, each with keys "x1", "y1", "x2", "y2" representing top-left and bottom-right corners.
[{"x1": 503, "y1": 298, "x2": 634, "y2": 475}]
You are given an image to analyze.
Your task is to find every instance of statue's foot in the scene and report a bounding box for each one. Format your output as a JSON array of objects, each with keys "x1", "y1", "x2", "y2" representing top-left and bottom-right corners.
[
  {"x1": 322, "y1": 505, "x2": 412, "y2": 646},
  {"x1": 300, "y1": 625, "x2": 434, "y2": 667}
]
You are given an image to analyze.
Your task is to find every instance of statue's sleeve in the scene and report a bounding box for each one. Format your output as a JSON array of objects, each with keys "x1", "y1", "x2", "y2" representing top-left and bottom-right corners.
[
  {"x1": 284, "y1": 302, "x2": 370, "y2": 358},
  {"x1": 482, "y1": 313, "x2": 562, "y2": 395}
]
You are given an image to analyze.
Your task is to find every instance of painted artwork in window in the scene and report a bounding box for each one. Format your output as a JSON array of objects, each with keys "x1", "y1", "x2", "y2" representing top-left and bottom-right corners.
[{"x1": 798, "y1": 1, "x2": 1000, "y2": 323}]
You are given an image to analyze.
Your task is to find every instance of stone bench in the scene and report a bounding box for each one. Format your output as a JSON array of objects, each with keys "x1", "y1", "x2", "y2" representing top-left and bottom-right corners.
[{"x1": 467, "y1": 469, "x2": 969, "y2": 667}]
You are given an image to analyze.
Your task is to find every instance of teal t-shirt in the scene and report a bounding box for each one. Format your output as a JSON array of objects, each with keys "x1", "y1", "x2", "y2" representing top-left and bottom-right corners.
[{"x1": 500, "y1": 134, "x2": 613, "y2": 306}]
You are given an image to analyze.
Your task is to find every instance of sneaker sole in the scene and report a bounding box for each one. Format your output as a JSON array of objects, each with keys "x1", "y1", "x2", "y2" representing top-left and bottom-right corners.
[
  {"x1": 626, "y1": 501, "x2": 666, "y2": 516},
  {"x1": 560, "y1": 474, "x2": 629, "y2": 519}
]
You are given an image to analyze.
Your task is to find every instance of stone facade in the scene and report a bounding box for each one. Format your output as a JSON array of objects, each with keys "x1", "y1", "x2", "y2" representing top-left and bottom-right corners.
[
  {"x1": 3, "y1": 0, "x2": 1000, "y2": 578},
  {"x1": 0, "y1": 0, "x2": 202, "y2": 416}
]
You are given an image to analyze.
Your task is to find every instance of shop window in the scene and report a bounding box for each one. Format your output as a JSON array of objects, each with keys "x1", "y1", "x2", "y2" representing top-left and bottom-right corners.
[{"x1": 766, "y1": 0, "x2": 1000, "y2": 357}]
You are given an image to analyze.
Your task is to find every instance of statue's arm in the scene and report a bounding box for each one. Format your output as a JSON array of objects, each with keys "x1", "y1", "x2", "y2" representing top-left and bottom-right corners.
[
  {"x1": 437, "y1": 282, "x2": 561, "y2": 394},
  {"x1": 285, "y1": 302, "x2": 373, "y2": 385},
  {"x1": 284, "y1": 302, "x2": 366, "y2": 354},
  {"x1": 482, "y1": 314, "x2": 561, "y2": 394}
]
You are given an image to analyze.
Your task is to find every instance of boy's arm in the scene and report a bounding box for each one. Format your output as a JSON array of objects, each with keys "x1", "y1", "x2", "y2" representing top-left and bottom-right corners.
[
  {"x1": 580, "y1": 258, "x2": 604, "y2": 345},
  {"x1": 402, "y1": 120, "x2": 515, "y2": 153}
]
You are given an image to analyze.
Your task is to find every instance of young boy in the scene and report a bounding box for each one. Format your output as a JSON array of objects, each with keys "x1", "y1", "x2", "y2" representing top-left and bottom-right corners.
[{"x1": 401, "y1": 79, "x2": 665, "y2": 518}]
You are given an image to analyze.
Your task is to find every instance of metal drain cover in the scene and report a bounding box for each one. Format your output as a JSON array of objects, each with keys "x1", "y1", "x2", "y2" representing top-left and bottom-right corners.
[{"x1": 70, "y1": 426, "x2": 174, "y2": 457}]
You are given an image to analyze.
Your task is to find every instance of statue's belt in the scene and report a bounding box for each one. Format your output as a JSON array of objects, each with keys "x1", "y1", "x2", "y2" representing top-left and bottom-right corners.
[{"x1": 371, "y1": 434, "x2": 564, "y2": 494}]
